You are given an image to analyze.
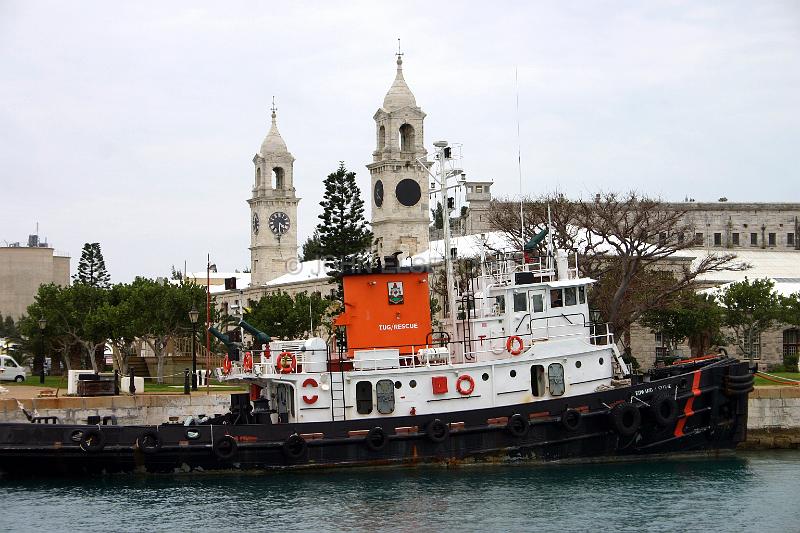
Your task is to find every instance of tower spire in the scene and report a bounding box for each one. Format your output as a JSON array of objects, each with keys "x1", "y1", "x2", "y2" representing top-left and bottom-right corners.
[
  {"x1": 270, "y1": 96, "x2": 277, "y2": 121},
  {"x1": 396, "y1": 38, "x2": 403, "y2": 67}
]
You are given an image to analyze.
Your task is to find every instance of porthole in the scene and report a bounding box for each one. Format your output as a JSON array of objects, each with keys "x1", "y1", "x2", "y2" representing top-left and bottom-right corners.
[
  {"x1": 482, "y1": 373, "x2": 489, "y2": 381},
  {"x1": 510, "y1": 370, "x2": 517, "y2": 378},
  {"x1": 410, "y1": 380, "x2": 417, "y2": 388},
  {"x1": 394, "y1": 381, "x2": 402, "y2": 389},
  {"x1": 599, "y1": 357, "x2": 604, "y2": 365},
  {"x1": 575, "y1": 361, "x2": 582, "y2": 369}
]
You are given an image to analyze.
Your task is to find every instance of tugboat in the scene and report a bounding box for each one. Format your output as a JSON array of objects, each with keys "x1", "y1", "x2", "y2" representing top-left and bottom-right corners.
[{"x1": 0, "y1": 145, "x2": 753, "y2": 476}]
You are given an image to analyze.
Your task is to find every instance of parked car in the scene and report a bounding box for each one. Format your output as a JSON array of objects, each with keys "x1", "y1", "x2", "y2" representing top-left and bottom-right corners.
[{"x1": 0, "y1": 355, "x2": 30, "y2": 382}]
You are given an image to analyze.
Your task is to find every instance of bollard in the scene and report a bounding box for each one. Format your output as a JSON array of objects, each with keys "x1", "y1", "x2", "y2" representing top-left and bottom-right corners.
[
  {"x1": 184, "y1": 368, "x2": 190, "y2": 395},
  {"x1": 129, "y1": 368, "x2": 136, "y2": 395}
]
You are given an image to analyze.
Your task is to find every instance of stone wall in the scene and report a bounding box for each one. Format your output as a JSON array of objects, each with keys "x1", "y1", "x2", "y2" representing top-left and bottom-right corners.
[{"x1": 0, "y1": 393, "x2": 232, "y2": 426}]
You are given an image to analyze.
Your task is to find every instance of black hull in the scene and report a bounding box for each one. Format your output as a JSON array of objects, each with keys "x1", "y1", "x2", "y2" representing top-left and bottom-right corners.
[{"x1": 0, "y1": 358, "x2": 753, "y2": 477}]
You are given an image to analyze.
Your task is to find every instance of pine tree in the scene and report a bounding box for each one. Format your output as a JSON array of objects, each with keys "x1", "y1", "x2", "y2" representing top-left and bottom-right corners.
[
  {"x1": 74, "y1": 242, "x2": 111, "y2": 288},
  {"x1": 316, "y1": 162, "x2": 373, "y2": 299},
  {"x1": 301, "y1": 230, "x2": 325, "y2": 261}
]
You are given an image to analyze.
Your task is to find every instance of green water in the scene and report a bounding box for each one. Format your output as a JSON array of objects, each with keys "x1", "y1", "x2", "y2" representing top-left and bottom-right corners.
[{"x1": 3, "y1": 451, "x2": 799, "y2": 532}]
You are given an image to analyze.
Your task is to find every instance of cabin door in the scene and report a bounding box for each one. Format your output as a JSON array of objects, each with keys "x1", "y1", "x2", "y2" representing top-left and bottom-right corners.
[{"x1": 528, "y1": 289, "x2": 547, "y2": 340}]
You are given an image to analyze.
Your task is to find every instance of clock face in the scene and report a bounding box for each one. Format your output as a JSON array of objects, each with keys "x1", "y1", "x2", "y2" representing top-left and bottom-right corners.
[
  {"x1": 374, "y1": 180, "x2": 384, "y2": 208},
  {"x1": 396, "y1": 179, "x2": 422, "y2": 207},
  {"x1": 252, "y1": 213, "x2": 260, "y2": 234},
  {"x1": 268, "y1": 211, "x2": 291, "y2": 235}
]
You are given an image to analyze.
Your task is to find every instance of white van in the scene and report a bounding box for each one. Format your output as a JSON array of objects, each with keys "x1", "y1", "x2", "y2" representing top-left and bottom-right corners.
[{"x1": 0, "y1": 356, "x2": 29, "y2": 382}]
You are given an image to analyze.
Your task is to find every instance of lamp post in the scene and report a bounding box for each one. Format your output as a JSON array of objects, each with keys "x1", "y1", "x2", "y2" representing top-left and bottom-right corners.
[
  {"x1": 37, "y1": 318, "x2": 46, "y2": 384},
  {"x1": 189, "y1": 306, "x2": 199, "y2": 391}
]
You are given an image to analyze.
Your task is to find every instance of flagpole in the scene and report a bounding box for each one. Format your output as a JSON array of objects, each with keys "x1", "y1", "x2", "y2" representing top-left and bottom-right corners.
[{"x1": 206, "y1": 253, "x2": 211, "y2": 394}]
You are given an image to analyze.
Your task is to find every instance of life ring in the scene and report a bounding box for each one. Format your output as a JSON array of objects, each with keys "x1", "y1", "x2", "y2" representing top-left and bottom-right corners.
[
  {"x1": 506, "y1": 413, "x2": 529, "y2": 437},
  {"x1": 609, "y1": 402, "x2": 641, "y2": 437},
  {"x1": 242, "y1": 352, "x2": 253, "y2": 372},
  {"x1": 302, "y1": 378, "x2": 319, "y2": 404},
  {"x1": 456, "y1": 375, "x2": 475, "y2": 396},
  {"x1": 222, "y1": 355, "x2": 232, "y2": 375},
  {"x1": 426, "y1": 419, "x2": 449, "y2": 443},
  {"x1": 213, "y1": 435, "x2": 238, "y2": 461},
  {"x1": 561, "y1": 408, "x2": 583, "y2": 432},
  {"x1": 365, "y1": 427, "x2": 388, "y2": 451},
  {"x1": 276, "y1": 351, "x2": 296, "y2": 374},
  {"x1": 79, "y1": 429, "x2": 105, "y2": 453},
  {"x1": 136, "y1": 430, "x2": 162, "y2": 455},
  {"x1": 282, "y1": 433, "x2": 307, "y2": 460},
  {"x1": 650, "y1": 393, "x2": 678, "y2": 427},
  {"x1": 506, "y1": 336, "x2": 524, "y2": 356}
]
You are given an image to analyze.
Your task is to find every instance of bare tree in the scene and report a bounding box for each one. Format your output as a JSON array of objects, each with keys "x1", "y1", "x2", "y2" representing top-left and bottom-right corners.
[{"x1": 488, "y1": 191, "x2": 748, "y2": 345}]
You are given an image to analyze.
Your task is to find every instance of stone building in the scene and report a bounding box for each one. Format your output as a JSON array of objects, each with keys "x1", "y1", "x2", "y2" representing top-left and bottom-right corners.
[
  {"x1": 0, "y1": 237, "x2": 70, "y2": 319},
  {"x1": 367, "y1": 54, "x2": 432, "y2": 260},
  {"x1": 248, "y1": 103, "x2": 300, "y2": 286},
  {"x1": 673, "y1": 202, "x2": 800, "y2": 250}
]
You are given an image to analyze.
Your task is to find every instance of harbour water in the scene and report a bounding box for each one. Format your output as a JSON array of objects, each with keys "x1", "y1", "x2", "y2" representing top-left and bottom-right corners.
[{"x1": 3, "y1": 451, "x2": 800, "y2": 532}]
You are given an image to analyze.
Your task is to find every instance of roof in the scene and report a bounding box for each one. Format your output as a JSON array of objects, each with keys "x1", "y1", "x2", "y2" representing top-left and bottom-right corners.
[
  {"x1": 264, "y1": 259, "x2": 330, "y2": 287},
  {"x1": 259, "y1": 111, "x2": 289, "y2": 156},
  {"x1": 382, "y1": 57, "x2": 417, "y2": 112},
  {"x1": 675, "y1": 249, "x2": 800, "y2": 285}
]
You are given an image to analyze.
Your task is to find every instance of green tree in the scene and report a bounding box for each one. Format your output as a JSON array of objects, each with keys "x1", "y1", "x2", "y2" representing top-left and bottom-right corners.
[
  {"x1": 316, "y1": 162, "x2": 373, "y2": 299},
  {"x1": 718, "y1": 277, "x2": 781, "y2": 366},
  {"x1": 301, "y1": 230, "x2": 325, "y2": 261},
  {"x1": 126, "y1": 278, "x2": 210, "y2": 383},
  {"x1": 74, "y1": 242, "x2": 111, "y2": 288},
  {"x1": 431, "y1": 202, "x2": 444, "y2": 230},
  {"x1": 244, "y1": 291, "x2": 331, "y2": 340},
  {"x1": 641, "y1": 291, "x2": 725, "y2": 358}
]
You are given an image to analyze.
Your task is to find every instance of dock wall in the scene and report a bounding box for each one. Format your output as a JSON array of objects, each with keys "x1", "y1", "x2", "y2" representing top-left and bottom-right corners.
[{"x1": 0, "y1": 394, "x2": 231, "y2": 426}]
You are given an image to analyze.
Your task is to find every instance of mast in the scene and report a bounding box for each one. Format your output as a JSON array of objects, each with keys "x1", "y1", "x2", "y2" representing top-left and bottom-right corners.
[{"x1": 418, "y1": 141, "x2": 462, "y2": 341}]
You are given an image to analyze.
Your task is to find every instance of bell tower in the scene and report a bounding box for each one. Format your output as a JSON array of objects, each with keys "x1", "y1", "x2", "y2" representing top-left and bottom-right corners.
[
  {"x1": 249, "y1": 100, "x2": 300, "y2": 286},
  {"x1": 367, "y1": 52, "x2": 431, "y2": 261}
]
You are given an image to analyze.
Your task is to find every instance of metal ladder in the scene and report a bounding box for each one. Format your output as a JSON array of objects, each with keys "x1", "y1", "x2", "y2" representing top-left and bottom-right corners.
[{"x1": 330, "y1": 371, "x2": 346, "y2": 421}]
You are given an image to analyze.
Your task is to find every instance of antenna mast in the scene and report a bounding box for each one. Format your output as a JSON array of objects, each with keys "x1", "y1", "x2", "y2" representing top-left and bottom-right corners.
[{"x1": 516, "y1": 68, "x2": 524, "y2": 246}]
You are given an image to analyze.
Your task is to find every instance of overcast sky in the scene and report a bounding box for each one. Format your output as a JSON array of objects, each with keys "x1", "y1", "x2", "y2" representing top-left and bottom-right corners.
[{"x1": 1, "y1": 1, "x2": 798, "y2": 282}]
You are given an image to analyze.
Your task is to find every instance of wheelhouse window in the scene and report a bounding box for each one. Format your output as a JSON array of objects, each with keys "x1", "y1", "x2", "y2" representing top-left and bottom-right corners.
[
  {"x1": 547, "y1": 363, "x2": 565, "y2": 396},
  {"x1": 564, "y1": 287, "x2": 577, "y2": 306},
  {"x1": 513, "y1": 292, "x2": 527, "y2": 312},
  {"x1": 578, "y1": 286, "x2": 586, "y2": 304},
  {"x1": 355, "y1": 381, "x2": 373, "y2": 414},
  {"x1": 530, "y1": 293, "x2": 544, "y2": 313},
  {"x1": 531, "y1": 365, "x2": 545, "y2": 396},
  {"x1": 550, "y1": 289, "x2": 563, "y2": 308},
  {"x1": 375, "y1": 379, "x2": 395, "y2": 414}
]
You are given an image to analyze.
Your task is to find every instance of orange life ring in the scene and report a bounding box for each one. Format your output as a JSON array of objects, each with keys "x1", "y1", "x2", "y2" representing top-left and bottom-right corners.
[
  {"x1": 243, "y1": 352, "x2": 253, "y2": 372},
  {"x1": 276, "y1": 351, "x2": 297, "y2": 374},
  {"x1": 302, "y1": 378, "x2": 318, "y2": 404},
  {"x1": 456, "y1": 374, "x2": 475, "y2": 395},
  {"x1": 506, "y1": 336, "x2": 524, "y2": 356},
  {"x1": 222, "y1": 355, "x2": 232, "y2": 375}
]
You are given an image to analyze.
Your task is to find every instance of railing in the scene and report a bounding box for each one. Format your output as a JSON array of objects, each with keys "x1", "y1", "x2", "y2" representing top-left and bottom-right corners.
[{"x1": 216, "y1": 321, "x2": 615, "y2": 379}]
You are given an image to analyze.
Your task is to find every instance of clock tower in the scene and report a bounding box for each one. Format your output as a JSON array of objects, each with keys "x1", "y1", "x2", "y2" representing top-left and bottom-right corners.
[
  {"x1": 367, "y1": 53, "x2": 431, "y2": 260},
  {"x1": 249, "y1": 102, "x2": 299, "y2": 285}
]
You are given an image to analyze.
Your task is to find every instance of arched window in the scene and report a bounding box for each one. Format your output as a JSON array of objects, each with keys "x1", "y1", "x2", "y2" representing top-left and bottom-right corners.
[
  {"x1": 378, "y1": 125, "x2": 386, "y2": 150},
  {"x1": 399, "y1": 123, "x2": 414, "y2": 152},
  {"x1": 272, "y1": 167, "x2": 285, "y2": 189},
  {"x1": 256, "y1": 167, "x2": 261, "y2": 186},
  {"x1": 784, "y1": 328, "x2": 800, "y2": 358}
]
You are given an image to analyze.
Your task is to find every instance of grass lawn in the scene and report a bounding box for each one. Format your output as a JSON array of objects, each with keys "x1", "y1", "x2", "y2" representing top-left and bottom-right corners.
[
  {"x1": 2, "y1": 375, "x2": 246, "y2": 394},
  {"x1": 753, "y1": 372, "x2": 800, "y2": 387}
]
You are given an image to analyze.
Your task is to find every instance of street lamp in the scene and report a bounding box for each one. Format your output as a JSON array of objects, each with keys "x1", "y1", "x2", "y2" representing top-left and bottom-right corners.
[
  {"x1": 188, "y1": 306, "x2": 199, "y2": 391},
  {"x1": 37, "y1": 318, "x2": 46, "y2": 384}
]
